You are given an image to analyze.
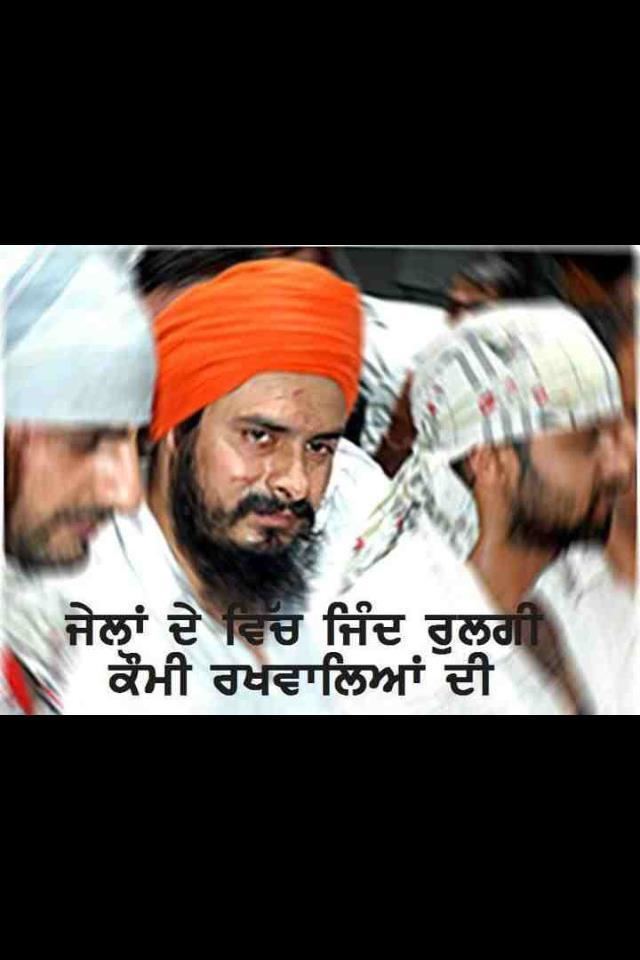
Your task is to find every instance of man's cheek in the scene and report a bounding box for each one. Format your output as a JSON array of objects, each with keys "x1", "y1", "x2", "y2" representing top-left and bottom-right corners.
[
  {"x1": 208, "y1": 445, "x2": 262, "y2": 499},
  {"x1": 310, "y1": 463, "x2": 333, "y2": 511}
]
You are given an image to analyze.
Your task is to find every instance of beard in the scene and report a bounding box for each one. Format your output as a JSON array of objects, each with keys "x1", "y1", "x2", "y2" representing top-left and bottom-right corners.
[
  {"x1": 5, "y1": 433, "x2": 114, "y2": 572},
  {"x1": 7, "y1": 507, "x2": 112, "y2": 573},
  {"x1": 170, "y1": 431, "x2": 322, "y2": 613},
  {"x1": 508, "y1": 461, "x2": 618, "y2": 552}
]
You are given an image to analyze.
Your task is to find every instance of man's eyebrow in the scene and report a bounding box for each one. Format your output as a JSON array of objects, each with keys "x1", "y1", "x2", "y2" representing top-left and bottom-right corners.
[
  {"x1": 234, "y1": 416, "x2": 291, "y2": 434},
  {"x1": 98, "y1": 427, "x2": 131, "y2": 440},
  {"x1": 73, "y1": 426, "x2": 131, "y2": 440},
  {"x1": 234, "y1": 418, "x2": 344, "y2": 442}
]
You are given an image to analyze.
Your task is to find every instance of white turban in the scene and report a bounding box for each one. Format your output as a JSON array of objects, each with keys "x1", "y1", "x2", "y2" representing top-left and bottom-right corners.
[{"x1": 2, "y1": 245, "x2": 155, "y2": 425}]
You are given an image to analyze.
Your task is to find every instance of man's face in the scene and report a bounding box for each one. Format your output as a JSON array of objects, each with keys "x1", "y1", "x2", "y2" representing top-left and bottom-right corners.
[
  {"x1": 506, "y1": 419, "x2": 635, "y2": 549},
  {"x1": 5, "y1": 425, "x2": 143, "y2": 569},
  {"x1": 181, "y1": 372, "x2": 345, "y2": 549},
  {"x1": 167, "y1": 372, "x2": 347, "y2": 609}
]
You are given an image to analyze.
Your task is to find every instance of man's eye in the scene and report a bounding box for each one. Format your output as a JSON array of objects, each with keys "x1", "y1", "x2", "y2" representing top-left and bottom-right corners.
[
  {"x1": 244, "y1": 429, "x2": 272, "y2": 447},
  {"x1": 307, "y1": 441, "x2": 336, "y2": 458}
]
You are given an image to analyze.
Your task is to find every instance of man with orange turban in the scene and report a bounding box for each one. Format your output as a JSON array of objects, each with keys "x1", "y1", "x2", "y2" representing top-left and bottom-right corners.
[
  {"x1": 11, "y1": 257, "x2": 389, "y2": 714},
  {"x1": 145, "y1": 257, "x2": 371, "y2": 616}
]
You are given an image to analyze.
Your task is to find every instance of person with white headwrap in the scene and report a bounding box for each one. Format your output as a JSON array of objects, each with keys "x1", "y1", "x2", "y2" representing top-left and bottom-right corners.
[
  {"x1": 333, "y1": 303, "x2": 634, "y2": 714},
  {"x1": 3, "y1": 244, "x2": 156, "y2": 568},
  {"x1": 2, "y1": 244, "x2": 156, "y2": 714}
]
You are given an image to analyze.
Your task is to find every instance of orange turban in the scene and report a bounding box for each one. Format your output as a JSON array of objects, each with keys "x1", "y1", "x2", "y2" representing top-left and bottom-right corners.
[{"x1": 151, "y1": 259, "x2": 363, "y2": 441}]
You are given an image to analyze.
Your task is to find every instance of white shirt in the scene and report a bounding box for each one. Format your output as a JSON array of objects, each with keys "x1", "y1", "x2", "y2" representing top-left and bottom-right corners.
[
  {"x1": 534, "y1": 544, "x2": 639, "y2": 715},
  {"x1": 310, "y1": 517, "x2": 568, "y2": 715}
]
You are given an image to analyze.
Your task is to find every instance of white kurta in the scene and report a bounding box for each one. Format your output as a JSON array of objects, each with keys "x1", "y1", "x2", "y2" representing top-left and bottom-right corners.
[
  {"x1": 310, "y1": 517, "x2": 570, "y2": 715},
  {"x1": 534, "y1": 545, "x2": 639, "y2": 715}
]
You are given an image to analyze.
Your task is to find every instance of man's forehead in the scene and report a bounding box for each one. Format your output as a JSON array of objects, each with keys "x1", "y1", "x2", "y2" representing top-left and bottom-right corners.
[
  {"x1": 232, "y1": 371, "x2": 343, "y2": 395},
  {"x1": 203, "y1": 374, "x2": 347, "y2": 438},
  {"x1": 208, "y1": 372, "x2": 346, "y2": 419}
]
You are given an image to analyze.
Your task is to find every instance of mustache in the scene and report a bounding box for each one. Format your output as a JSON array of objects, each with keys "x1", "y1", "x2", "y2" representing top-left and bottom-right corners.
[
  {"x1": 229, "y1": 493, "x2": 316, "y2": 528},
  {"x1": 8, "y1": 507, "x2": 112, "y2": 572},
  {"x1": 47, "y1": 507, "x2": 114, "y2": 530}
]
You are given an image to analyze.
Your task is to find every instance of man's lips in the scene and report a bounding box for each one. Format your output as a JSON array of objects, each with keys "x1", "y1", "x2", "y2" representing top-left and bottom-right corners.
[{"x1": 251, "y1": 511, "x2": 298, "y2": 530}]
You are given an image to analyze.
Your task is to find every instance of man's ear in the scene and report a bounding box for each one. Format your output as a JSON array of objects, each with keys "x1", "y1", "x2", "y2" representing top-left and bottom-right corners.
[
  {"x1": 6, "y1": 423, "x2": 23, "y2": 456},
  {"x1": 467, "y1": 444, "x2": 522, "y2": 493},
  {"x1": 467, "y1": 446, "x2": 501, "y2": 489},
  {"x1": 5, "y1": 424, "x2": 30, "y2": 513},
  {"x1": 6, "y1": 422, "x2": 40, "y2": 463},
  {"x1": 493, "y1": 444, "x2": 523, "y2": 493}
]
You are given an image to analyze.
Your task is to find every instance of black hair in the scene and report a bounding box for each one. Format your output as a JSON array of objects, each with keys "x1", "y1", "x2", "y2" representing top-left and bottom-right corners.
[
  {"x1": 135, "y1": 248, "x2": 265, "y2": 294},
  {"x1": 554, "y1": 252, "x2": 633, "y2": 288},
  {"x1": 135, "y1": 247, "x2": 333, "y2": 295},
  {"x1": 458, "y1": 255, "x2": 528, "y2": 299},
  {"x1": 579, "y1": 304, "x2": 635, "y2": 361}
]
